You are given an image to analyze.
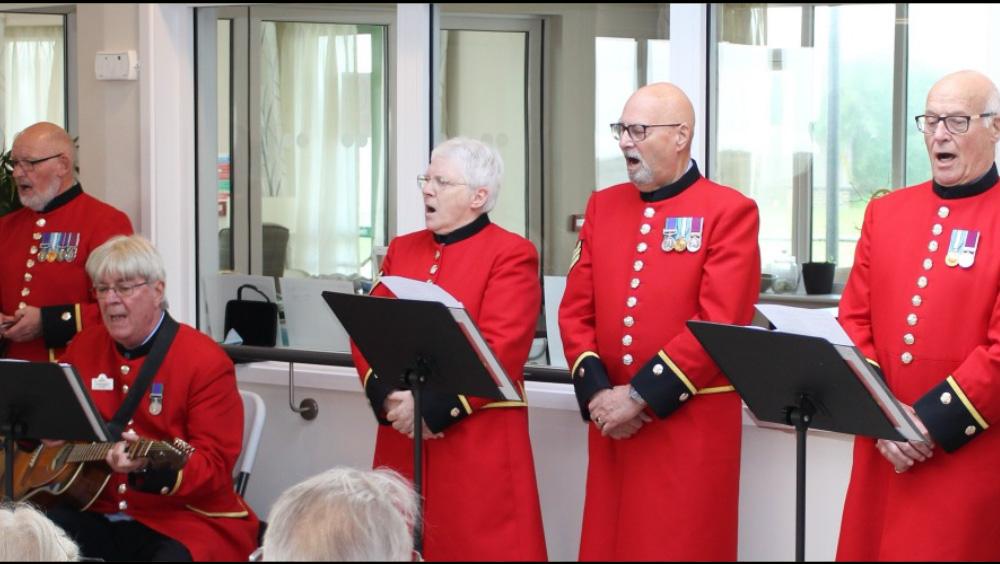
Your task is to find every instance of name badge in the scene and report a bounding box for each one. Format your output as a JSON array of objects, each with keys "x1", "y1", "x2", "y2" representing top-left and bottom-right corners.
[{"x1": 91, "y1": 373, "x2": 114, "y2": 391}]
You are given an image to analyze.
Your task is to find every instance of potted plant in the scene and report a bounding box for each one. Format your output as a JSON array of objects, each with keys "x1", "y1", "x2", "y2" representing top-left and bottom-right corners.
[{"x1": 0, "y1": 147, "x2": 22, "y2": 217}]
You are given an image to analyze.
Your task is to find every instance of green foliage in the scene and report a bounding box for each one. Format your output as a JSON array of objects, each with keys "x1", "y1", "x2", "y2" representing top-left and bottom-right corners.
[{"x1": 0, "y1": 148, "x2": 23, "y2": 217}]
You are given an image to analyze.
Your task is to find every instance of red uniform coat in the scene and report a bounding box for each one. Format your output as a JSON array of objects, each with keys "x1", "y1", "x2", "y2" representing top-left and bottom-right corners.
[
  {"x1": 352, "y1": 215, "x2": 547, "y2": 561},
  {"x1": 837, "y1": 168, "x2": 1000, "y2": 561},
  {"x1": 62, "y1": 316, "x2": 260, "y2": 562},
  {"x1": 0, "y1": 185, "x2": 132, "y2": 361},
  {"x1": 559, "y1": 165, "x2": 760, "y2": 561}
]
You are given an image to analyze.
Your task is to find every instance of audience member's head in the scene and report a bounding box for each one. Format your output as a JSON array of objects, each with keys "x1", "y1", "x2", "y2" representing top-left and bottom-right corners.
[
  {"x1": 9, "y1": 122, "x2": 77, "y2": 211},
  {"x1": 261, "y1": 466, "x2": 417, "y2": 561},
  {"x1": 0, "y1": 502, "x2": 79, "y2": 561}
]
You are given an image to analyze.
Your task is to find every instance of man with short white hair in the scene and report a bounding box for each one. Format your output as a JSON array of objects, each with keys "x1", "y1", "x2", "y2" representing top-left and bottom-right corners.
[
  {"x1": 260, "y1": 467, "x2": 417, "y2": 561},
  {"x1": 0, "y1": 121, "x2": 132, "y2": 361},
  {"x1": 837, "y1": 70, "x2": 1000, "y2": 561}
]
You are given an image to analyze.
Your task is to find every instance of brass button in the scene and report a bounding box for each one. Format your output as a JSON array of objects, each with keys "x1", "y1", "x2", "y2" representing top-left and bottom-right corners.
[
  {"x1": 652, "y1": 364, "x2": 664, "y2": 376},
  {"x1": 32, "y1": 232, "x2": 41, "y2": 240},
  {"x1": 903, "y1": 333, "x2": 915, "y2": 346},
  {"x1": 938, "y1": 206, "x2": 950, "y2": 218},
  {"x1": 633, "y1": 260, "x2": 644, "y2": 272},
  {"x1": 20, "y1": 288, "x2": 29, "y2": 297},
  {"x1": 122, "y1": 385, "x2": 129, "y2": 394},
  {"x1": 940, "y1": 392, "x2": 952, "y2": 405},
  {"x1": 622, "y1": 335, "x2": 633, "y2": 346},
  {"x1": 623, "y1": 316, "x2": 634, "y2": 328},
  {"x1": 118, "y1": 500, "x2": 128, "y2": 511},
  {"x1": 626, "y1": 297, "x2": 637, "y2": 308},
  {"x1": 901, "y1": 352, "x2": 913, "y2": 364},
  {"x1": 928, "y1": 241, "x2": 939, "y2": 252},
  {"x1": 426, "y1": 279, "x2": 433, "y2": 283},
  {"x1": 434, "y1": 250, "x2": 441, "y2": 260},
  {"x1": 622, "y1": 354, "x2": 634, "y2": 366},
  {"x1": 121, "y1": 365, "x2": 130, "y2": 375},
  {"x1": 17, "y1": 302, "x2": 26, "y2": 309},
  {"x1": 640, "y1": 224, "x2": 651, "y2": 235},
  {"x1": 429, "y1": 264, "x2": 439, "y2": 275},
  {"x1": 906, "y1": 314, "x2": 918, "y2": 326},
  {"x1": 117, "y1": 483, "x2": 127, "y2": 494},
  {"x1": 26, "y1": 259, "x2": 34, "y2": 268},
  {"x1": 23, "y1": 273, "x2": 31, "y2": 282},
  {"x1": 35, "y1": 218, "x2": 46, "y2": 227},
  {"x1": 636, "y1": 242, "x2": 648, "y2": 253},
  {"x1": 29, "y1": 245, "x2": 37, "y2": 255},
  {"x1": 577, "y1": 367, "x2": 585, "y2": 377},
  {"x1": 630, "y1": 278, "x2": 640, "y2": 289},
  {"x1": 61, "y1": 311, "x2": 71, "y2": 321},
  {"x1": 917, "y1": 276, "x2": 928, "y2": 289},
  {"x1": 644, "y1": 207, "x2": 655, "y2": 218},
  {"x1": 450, "y1": 407, "x2": 460, "y2": 418},
  {"x1": 679, "y1": 392, "x2": 690, "y2": 402},
  {"x1": 923, "y1": 258, "x2": 933, "y2": 271},
  {"x1": 932, "y1": 224, "x2": 943, "y2": 236},
  {"x1": 912, "y1": 295, "x2": 922, "y2": 307},
  {"x1": 160, "y1": 487, "x2": 170, "y2": 495},
  {"x1": 965, "y1": 425, "x2": 976, "y2": 436}
]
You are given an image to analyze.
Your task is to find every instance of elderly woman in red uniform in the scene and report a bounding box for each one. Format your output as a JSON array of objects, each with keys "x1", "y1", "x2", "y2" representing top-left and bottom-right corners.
[
  {"x1": 352, "y1": 137, "x2": 547, "y2": 561},
  {"x1": 837, "y1": 70, "x2": 1000, "y2": 561},
  {"x1": 48, "y1": 235, "x2": 260, "y2": 561}
]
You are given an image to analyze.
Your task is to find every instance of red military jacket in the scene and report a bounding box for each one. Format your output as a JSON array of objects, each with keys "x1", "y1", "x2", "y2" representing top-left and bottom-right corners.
[
  {"x1": 351, "y1": 214, "x2": 548, "y2": 561},
  {"x1": 837, "y1": 166, "x2": 1000, "y2": 561},
  {"x1": 559, "y1": 163, "x2": 760, "y2": 560},
  {"x1": 0, "y1": 185, "x2": 132, "y2": 361},
  {"x1": 62, "y1": 315, "x2": 260, "y2": 562}
]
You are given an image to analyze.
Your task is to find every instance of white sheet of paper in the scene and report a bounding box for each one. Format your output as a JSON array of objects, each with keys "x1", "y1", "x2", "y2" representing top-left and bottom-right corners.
[
  {"x1": 543, "y1": 275, "x2": 568, "y2": 368},
  {"x1": 203, "y1": 274, "x2": 279, "y2": 341},
  {"x1": 755, "y1": 304, "x2": 853, "y2": 346},
  {"x1": 379, "y1": 276, "x2": 463, "y2": 308},
  {"x1": 281, "y1": 277, "x2": 354, "y2": 352}
]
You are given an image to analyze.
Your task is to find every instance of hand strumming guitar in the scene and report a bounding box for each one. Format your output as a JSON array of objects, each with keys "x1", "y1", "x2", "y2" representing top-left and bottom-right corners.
[{"x1": 106, "y1": 430, "x2": 149, "y2": 474}]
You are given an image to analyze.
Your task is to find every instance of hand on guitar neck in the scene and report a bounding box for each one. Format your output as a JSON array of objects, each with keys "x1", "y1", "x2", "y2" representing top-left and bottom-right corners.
[{"x1": 107, "y1": 430, "x2": 150, "y2": 474}]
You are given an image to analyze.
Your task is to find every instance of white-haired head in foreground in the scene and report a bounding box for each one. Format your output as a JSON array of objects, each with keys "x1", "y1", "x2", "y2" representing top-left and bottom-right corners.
[
  {"x1": 261, "y1": 466, "x2": 418, "y2": 561},
  {"x1": 0, "y1": 502, "x2": 80, "y2": 562}
]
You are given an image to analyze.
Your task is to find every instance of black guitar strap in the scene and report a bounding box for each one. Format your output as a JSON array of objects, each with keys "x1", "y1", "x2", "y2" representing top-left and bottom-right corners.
[{"x1": 107, "y1": 314, "x2": 180, "y2": 439}]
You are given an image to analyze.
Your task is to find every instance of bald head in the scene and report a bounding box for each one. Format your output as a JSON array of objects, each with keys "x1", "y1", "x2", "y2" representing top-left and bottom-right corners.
[
  {"x1": 10, "y1": 122, "x2": 76, "y2": 211},
  {"x1": 923, "y1": 70, "x2": 1000, "y2": 187},
  {"x1": 618, "y1": 82, "x2": 696, "y2": 191}
]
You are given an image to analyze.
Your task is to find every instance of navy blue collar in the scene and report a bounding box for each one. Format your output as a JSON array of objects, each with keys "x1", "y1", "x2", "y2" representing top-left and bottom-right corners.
[
  {"x1": 433, "y1": 213, "x2": 491, "y2": 245},
  {"x1": 639, "y1": 161, "x2": 701, "y2": 202},
  {"x1": 933, "y1": 163, "x2": 998, "y2": 199},
  {"x1": 115, "y1": 311, "x2": 170, "y2": 360},
  {"x1": 40, "y1": 183, "x2": 83, "y2": 213}
]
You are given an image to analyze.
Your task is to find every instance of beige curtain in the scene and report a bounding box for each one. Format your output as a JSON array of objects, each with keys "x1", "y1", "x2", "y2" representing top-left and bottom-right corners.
[
  {"x1": 0, "y1": 16, "x2": 64, "y2": 148},
  {"x1": 719, "y1": 4, "x2": 768, "y2": 46}
]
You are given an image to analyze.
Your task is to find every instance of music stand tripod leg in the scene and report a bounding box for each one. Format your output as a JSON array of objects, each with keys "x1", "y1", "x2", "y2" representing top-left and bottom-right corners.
[
  {"x1": 404, "y1": 365, "x2": 427, "y2": 556},
  {"x1": 786, "y1": 395, "x2": 815, "y2": 563}
]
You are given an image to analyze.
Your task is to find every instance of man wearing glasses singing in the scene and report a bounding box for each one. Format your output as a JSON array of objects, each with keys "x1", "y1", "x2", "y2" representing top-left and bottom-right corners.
[
  {"x1": 351, "y1": 137, "x2": 547, "y2": 560},
  {"x1": 837, "y1": 70, "x2": 1000, "y2": 561},
  {"x1": 559, "y1": 83, "x2": 760, "y2": 560},
  {"x1": 0, "y1": 121, "x2": 132, "y2": 361}
]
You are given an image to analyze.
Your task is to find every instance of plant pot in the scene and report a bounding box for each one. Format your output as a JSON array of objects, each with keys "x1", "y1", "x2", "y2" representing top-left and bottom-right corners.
[{"x1": 802, "y1": 262, "x2": 836, "y2": 295}]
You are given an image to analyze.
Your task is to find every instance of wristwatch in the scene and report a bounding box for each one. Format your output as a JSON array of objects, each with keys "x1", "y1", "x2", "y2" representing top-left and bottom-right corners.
[{"x1": 628, "y1": 384, "x2": 647, "y2": 407}]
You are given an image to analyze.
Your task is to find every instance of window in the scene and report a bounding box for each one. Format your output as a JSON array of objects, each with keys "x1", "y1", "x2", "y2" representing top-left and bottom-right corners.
[{"x1": 0, "y1": 12, "x2": 68, "y2": 145}]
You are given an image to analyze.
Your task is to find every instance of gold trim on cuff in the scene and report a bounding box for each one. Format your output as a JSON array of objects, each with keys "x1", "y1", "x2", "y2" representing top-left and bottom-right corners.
[
  {"x1": 698, "y1": 385, "x2": 735, "y2": 395},
  {"x1": 363, "y1": 368, "x2": 373, "y2": 388},
  {"x1": 74, "y1": 303, "x2": 82, "y2": 333},
  {"x1": 947, "y1": 375, "x2": 989, "y2": 430},
  {"x1": 458, "y1": 395, "x2": 473, "y2": 415},
  {"x1": 571, "y1": 351, "x2": 600, "y2": 379},
  {"x1": 658, "y1": 350, "x2": 697, "y2": 395},
  {"x1": 169, "y1": 470, "x2": 183, "y2": 496}
]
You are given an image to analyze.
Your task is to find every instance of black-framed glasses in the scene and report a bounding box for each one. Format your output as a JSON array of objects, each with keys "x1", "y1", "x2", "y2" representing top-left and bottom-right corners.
[
  {"x1": 914, "y1": 113, "x2": 997, "y2": 135},
  {"x1": 92, "y1": 281, "x2": 149, "y2": 299},
  {"x1": 416, "y1": 175, "x2": 467, "y2": 191},
  {"x1": 610, "y1": 122, "x2": 682, "y2": 142},
  {"x1": 4, "y1": 153, "x2": 62, "y2": 173}
]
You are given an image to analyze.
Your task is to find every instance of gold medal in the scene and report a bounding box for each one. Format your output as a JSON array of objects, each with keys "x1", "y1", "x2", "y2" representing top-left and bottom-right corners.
[
  {"x1": 674, "y1": 238, "x2": 687, "y2": 252},
  {"x1": 945, "y1": 252, "x2": 960, "y2": 267}
]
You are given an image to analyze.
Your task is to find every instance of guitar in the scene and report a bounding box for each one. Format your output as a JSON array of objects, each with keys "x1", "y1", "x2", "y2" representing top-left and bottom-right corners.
[{"x1": 3, "y1": 438, "x2": 194, "y2": 510}]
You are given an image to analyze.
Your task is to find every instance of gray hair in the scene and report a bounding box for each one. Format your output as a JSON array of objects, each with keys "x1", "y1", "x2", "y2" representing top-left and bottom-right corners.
[
  {"x1": 431, "y1": 137, "x2": 504, "y2": 213},
  {"x1": 0, "y1": 503, "x2": 80, "y2": 561},
  {"x1": 262, "y1": 466, "x2": 417, "y2": 561},
  {"x1": 86, "y1": 235, "x2": 168, "y2": 310}
]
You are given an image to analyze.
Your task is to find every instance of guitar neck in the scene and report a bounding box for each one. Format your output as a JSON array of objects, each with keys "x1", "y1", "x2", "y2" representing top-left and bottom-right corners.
[{"x1": 66, "y1": 440, "x2": 171, "y2": 463}]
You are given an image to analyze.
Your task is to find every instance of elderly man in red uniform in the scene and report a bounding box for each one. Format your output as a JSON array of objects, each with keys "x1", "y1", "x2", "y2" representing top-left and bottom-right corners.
[
  {"x1": 47, "y1": 235, "x2": 259, "y2": 561},
  {"x1": 559, "y1": 82, "x2": 760, "y2": 561},
  {"x1": 0, "y1": 122, "x2": 132, "y2": 361},
  {"x1": 836, "y1": 70, "x2": 1000, "y2": 561},
  {"x1": 352, "y1": 137, "x2": 547, "y2": 561}
]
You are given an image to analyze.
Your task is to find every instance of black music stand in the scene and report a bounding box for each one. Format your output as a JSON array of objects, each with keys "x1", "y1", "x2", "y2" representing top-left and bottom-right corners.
[
  {"x1": 323, "y1": 291, "x2": 519, "y2": 554},
  {"x1": 687, "y1": 321, "x2": 924, "y2": 562},
  {"x1": 0, "y1": 361, "x2": 111, "y2": 502}
]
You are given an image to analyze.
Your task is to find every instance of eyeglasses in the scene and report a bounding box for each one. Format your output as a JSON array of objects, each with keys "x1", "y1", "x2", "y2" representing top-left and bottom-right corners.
[
  {"x1": 610, "y1": 122, "x2": 682, "y2": 142},
  {"x1": 4, "y1": 153, "x2": 62, "y2": 173},
  {"x1": 416, "y1": 175, "x2": 467, "y2": 191},
  {"x1": 92, "y1": 281, "x2": 149, "y2": 299},
  {"x1": 914, "y1": 113, "x2": 997, "y2": 135}
]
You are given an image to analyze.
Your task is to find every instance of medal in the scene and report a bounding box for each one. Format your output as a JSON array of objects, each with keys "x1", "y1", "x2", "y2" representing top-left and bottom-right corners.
[
  {"x1": 687, "y1": 217, "x2": 704, "y2": 253},
  {"x1": 959, "y1": 230, "x2": 980, "y2": 269},
  {"x1": 149, "y1": 382, "x2": 164, "y2": 416},
  {"x1": 674, "y1": 238, "x2": 687, "y2": 252},
  {"x1": 661, "y1": 218, "x2": 677, "y2": 252},
  {"x1": 945, "y1": 229, "x2": 964, "y2": 267}
]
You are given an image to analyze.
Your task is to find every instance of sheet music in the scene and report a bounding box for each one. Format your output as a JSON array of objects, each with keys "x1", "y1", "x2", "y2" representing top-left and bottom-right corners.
[
  {"x1": 834, "y1": 346, "x2": 925, "y2": 442},
  {"x1": 755, "y1": 304, "x2": 852, "y2": 346},
  {"x1": 60, "y1": 364, "x2": 111, "y2": 442},
  {"x1": 380, "y1": 276, "x2": 463, "y2": 308}
]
